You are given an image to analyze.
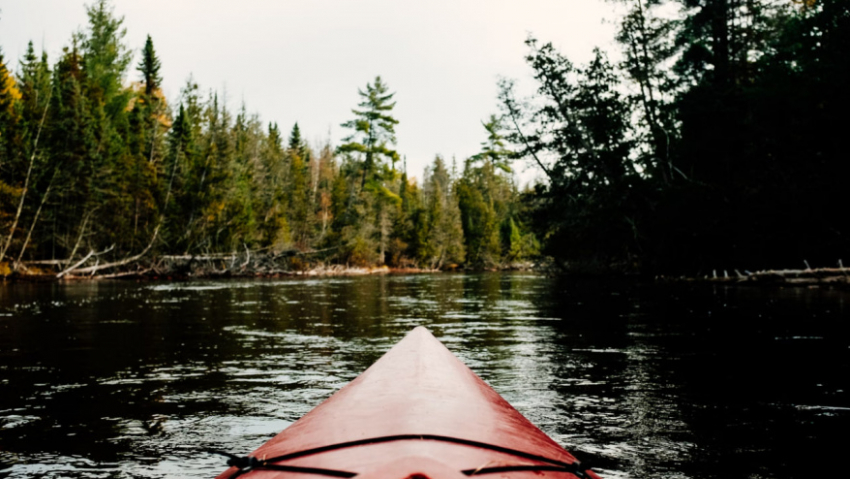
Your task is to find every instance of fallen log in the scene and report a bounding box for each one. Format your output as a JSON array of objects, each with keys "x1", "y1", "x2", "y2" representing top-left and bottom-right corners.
[
  {"x1": 56, "y1": 245, "x2": 114, "y2": 279},
  {"x1": 59, "y1": 225, "x2": 161, "y2": 278},
  {"x1": 21, "y1": 259, "x2": 67, "y2": 266},
  {"x1": 98, "y1": 268, "x2": 153, "y2": 279},
  {"x1": 70, "y1": 238, "x2": 158, "y2": 275},
  {"x1": 682, "y1": 262, "x2": 850, "y2": 286},
  {"x1": 159, "y1": 253, "x2": 237, "y2": 261}
]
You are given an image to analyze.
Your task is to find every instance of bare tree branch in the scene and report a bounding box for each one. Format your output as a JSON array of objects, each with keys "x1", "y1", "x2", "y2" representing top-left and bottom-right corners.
[
  {"x1": 0, "y1": 83, "x2": 53, "y2": 264},
  {"x1": 57, "y1": 244, "x2": 115, "y2": 279}
]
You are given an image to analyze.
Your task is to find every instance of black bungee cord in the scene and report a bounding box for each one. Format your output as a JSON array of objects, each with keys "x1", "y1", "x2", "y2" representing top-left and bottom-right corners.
[{"x1": 210, "y1": 434, "x2": 596, "y2": 478}]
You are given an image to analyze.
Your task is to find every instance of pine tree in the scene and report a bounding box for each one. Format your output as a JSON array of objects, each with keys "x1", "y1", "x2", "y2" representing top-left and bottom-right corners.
[
  {"x1": 137, "y1": 34, "x2": 162, "y2": 96},
  {"x1": 47, "y1": 42, "x2": 97, "y2": 259},
  {"x1": 422, "y1": 155, "x2": 465, "y2": 269},
  {"x1": 74, "y1": 0, "x2": 139, "y2": 254},
  {"x1": 0, "y1": 48, "x2": 21, "y2": 170},
  {"x1": 456, "y1": 167, "x2": 499, "y2": 268},
  {"x1": 337, "y1": 76, "x2": 402, "y2": 264},
  {"x1": 314, "y1": 141, "x2": 336, "y2": 240},
  {"x1": 183, "y1": 91, "x2": 231, "y2": 252},
  {"x1": 457, "y1": 117, "x2": 522, "y2": 267},
  {"x1": 389, "y1": 170, "x2": 421, "y2": 266},
  {"x1": 287, "y1": 122, "x2": 308, "y2": 161},
  {"x1": 83, "y1": 0, "x2": 132, "y2": 117},
  {"x1": 287, "y1": 123, "x2": 312, "y2": 249},
  {"x1": 500, "y1": 216, "x2": 522, "y2": 261},
  {"x1": 257, "y1": 122, "x2": 290, "y2": 249},
  {"x1": 468, "y1": 115, "x2": 513, "y2": 173},
  {"x1": 337, "y1": 76, "x2": 400, "y2": 188},
  {"x1": 17, "y1": 42, "x2": 52, "y2": 151},
  {"x1": 163, "y1": 104, "x2": 195, "y2": 250},
  {"x1": 0, "y1": 48, "x2": 24, "y2": 261},
  {"x1": 8, "y1": 44, "x2": 58, "y2": 263}
]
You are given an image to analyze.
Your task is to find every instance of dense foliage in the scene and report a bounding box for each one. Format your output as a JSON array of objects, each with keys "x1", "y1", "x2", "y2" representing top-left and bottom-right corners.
[
  {"x1": 0, "y1": 1, "x2": 534, "y2": 274},
  {"x1": 503, "y1": 0, "x2": 849, "y2": 273},
  {"x1": 1, "y1": 0, "x2": 846, "y2": 276}
]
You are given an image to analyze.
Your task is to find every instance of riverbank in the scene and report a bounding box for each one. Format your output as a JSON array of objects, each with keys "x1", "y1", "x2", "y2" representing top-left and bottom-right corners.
[
  {"x1": 2, "y1": 259, "x2": 434, "y2": 282},
  {"x1": 1, "y1": 252, "x2": 543, "y2": 282},
  {"x1": 6, "y1": 255, "x2": 848, "y2": 288},
  {"x1": 15, "y1": 249, "x2": 847, "y2": 287}
]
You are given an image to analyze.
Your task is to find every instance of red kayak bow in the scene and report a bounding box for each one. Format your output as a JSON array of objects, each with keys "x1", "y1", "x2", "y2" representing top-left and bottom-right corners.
[{"x1": 215, "y1": 326, "x2": 601, "y2": 479}]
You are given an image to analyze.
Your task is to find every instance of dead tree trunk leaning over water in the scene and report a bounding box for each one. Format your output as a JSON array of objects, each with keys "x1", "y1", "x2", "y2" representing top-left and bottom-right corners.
[
  {"x1": 60, "y1": 225, "x2": 161, "y2": 277},
  {"x1": 0, "y1": 85, "x2": 52, "y2": 264},
  {"x1": 13, "y1": 170, "x2": 58, "y2": 270},
  {"x1": 56, "y1": 245, "x2": 114, "y2": 278},
  {"x1": 65, "y1": 209, "x2": 95, "y2": 268}
]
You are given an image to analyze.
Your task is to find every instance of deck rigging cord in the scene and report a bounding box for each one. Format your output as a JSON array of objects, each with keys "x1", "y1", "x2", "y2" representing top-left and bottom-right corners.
[{"x1": 211, "y1": 433, "x2": 595, "y2": 478}]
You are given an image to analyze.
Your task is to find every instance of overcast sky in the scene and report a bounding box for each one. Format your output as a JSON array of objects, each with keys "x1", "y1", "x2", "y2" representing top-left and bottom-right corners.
[{"x1": 0, "y1": 0, "x2": 623, "y2": 183}]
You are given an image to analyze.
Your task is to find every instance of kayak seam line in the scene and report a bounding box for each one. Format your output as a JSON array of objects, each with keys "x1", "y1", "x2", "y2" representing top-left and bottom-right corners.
[{"x1": 259, "y1": 434, "x2": 578, "y2": 467}]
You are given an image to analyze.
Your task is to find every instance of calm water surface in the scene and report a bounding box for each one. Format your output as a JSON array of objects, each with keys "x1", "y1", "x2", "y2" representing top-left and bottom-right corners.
[{"x1": 0, "y1": 273, "x2": 847, "y2": 478}]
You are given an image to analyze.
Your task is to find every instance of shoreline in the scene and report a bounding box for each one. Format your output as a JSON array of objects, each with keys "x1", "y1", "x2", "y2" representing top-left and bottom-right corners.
[
  {"x1": 2, "y1": 264, "x2": 441, "y2": 282},
  {"x1": 1, "y1": 256, "x2": 543, "y2": 283},
  {"x1": 5, "y1": 257, "x2": 848, "y2": 288}
]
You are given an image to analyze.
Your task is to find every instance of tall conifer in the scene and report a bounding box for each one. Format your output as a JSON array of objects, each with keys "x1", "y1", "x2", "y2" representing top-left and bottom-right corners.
[{"x1": 137, "y1": 35, "x2": 162, "y2": 96}]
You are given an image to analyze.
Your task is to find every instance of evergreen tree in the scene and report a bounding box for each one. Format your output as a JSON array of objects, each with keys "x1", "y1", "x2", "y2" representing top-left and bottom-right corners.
[
  {"x1": 457, "y1": 116, "x2": 526, "y2": 268},
  {"x1": 257, "y1": 122, "x2": 291, "y2": 249},
  {"x1": 314, "y1": 141, "x2": 336, "y2": 241},
  {"x1": 390, "y1": 169, "x2": 421, "y2": 266},
  {"x1": 46, "y1": 42, "x2": 96, "y2": 259},
  {"x1": 287, "y1": 122, "x2": 312, "y2": 249},
  {"x1": 0, "y1": 48, "x2": 23, "y2": 260},
  {"x1": 337, "y1": 76, "x2": 402, "y2": 263},
  {"x1": 137, "y1": 34, "x2": 162, "y2": 96},
  {"x1": 337, "y1": 76, "x2": 400, "y2": 189},
  {"x1": 469, "y1": 115, "x2": 513, "y2": 173},
  {"x1": 16, "y1": 42, "x2": 52, "y2": 158},
  {"x1": 0, "y1": 48, "x2": 21, "y2": 171},
  {"x1": 124, "y1": 34, "x2": 165, "y2": 251},
  {"x1": 132, "y1": 33, "x2": 166, "y2": 167},
  {"x1": 422, "y1": 155, "x2": 465, "y2": 269},
  {"x1": 189, "y1": 91, "x2": 232, "y2": 252},
  {"x1": 83, "y1": 0, "x2": 132, "y2": 118},
  {"x1": 163, "y1": 104, "x2": 196, "y2": 251}
]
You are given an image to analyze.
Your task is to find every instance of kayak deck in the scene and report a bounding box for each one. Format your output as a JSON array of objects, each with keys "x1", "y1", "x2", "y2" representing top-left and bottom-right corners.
[{"x1": 215, "y1": 326, "x2": 600, "y2": 479}]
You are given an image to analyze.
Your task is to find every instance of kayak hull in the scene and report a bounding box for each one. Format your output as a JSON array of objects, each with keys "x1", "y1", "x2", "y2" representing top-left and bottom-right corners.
[{"x1": 215, "y1": 327, "x2": 600, "y2": 479}]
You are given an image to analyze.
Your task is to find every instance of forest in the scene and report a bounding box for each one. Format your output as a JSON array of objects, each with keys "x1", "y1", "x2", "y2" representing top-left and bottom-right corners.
[
  {"x1": 505, "y1": 0, "x2": 850, "y2": 274},
  {"x1": 0, "y1": 0, "x2": 537, "y2": 277},
  {"x1": 0, "y1": 0, "x2": 847, "y2": 278}
]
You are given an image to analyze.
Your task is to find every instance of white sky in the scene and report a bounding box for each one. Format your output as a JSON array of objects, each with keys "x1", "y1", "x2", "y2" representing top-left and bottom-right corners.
[{"x1": 0, "y1": 0, "x2": 623, "y2": 184}]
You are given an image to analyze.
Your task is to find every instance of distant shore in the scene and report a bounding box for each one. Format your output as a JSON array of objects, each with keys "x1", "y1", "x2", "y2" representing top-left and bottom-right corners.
[
  {"x1": 1, "y1": 254, "x2": 542, "y2": 282},
  {"x1": 8, "y1": 257, "x2": 846, "y2": 288}
]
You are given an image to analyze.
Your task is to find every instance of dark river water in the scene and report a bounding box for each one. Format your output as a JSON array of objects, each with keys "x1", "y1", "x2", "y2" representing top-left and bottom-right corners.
[{"x1": 0, "y1": 273, "x2": 847, "y2": 478}]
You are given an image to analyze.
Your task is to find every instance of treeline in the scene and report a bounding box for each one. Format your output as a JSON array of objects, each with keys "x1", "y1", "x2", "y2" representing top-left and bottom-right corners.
[
  {"x1": 3, "y1": 1, "x2": 845, "y2": 278},
  {"x1": 502, "y1": 0, "x2": 849, "y2": 273},
  {"x1": 0, "y1": 1, "x2": 537, "y2": 276}
]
